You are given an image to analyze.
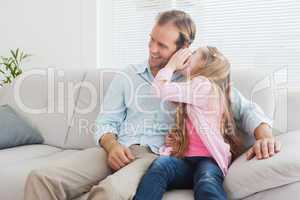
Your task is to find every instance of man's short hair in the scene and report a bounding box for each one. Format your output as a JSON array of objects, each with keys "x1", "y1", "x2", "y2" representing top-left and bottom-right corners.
[{"x1": 156, "y1": 10, "x2": 196, "y2": 49}]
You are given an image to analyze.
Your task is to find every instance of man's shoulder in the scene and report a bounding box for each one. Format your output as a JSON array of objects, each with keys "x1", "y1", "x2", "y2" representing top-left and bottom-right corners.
[
  {"x1": 110, "y1": 61, "x2": 147, "y2": 84},
  {"x1": 124, "y1": 61, "x2": 148, "y2": 74},
  {"x1": 231, "y1": 87, "x2": 242, "y2": 97},
  {"x1": 117, "y1": 61, "x2": 147, "y2": 75}
]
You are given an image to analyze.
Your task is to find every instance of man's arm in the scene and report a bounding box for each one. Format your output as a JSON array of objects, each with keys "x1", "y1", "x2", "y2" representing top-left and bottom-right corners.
[
  {"x1": 95, "y1": 73, "x2": 135, "y2": 170},
  {"x1": 231, "y1": 88, "x2": 281, "y2": 160}
]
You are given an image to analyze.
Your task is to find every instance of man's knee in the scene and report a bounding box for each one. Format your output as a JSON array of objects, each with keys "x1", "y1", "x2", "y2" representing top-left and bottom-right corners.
[
  {"x1": 25, "y1": 169, "x2": 65, "y2": 200},
  {"x1": 88, "y1": 176, "x2": 122, "y2": 200},
  {"x1": 26, "y1": 169, "x2": 49, "y2": 186}
]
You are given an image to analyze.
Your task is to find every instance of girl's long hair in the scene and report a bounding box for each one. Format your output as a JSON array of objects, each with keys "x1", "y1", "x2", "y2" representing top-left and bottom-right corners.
[{"x1": 174, "y1": 46, "x2": 243, "y2": 160}]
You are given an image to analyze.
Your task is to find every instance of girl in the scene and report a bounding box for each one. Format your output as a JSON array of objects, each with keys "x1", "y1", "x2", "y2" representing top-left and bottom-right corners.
[{"x1": 134, "y1": 46, "x2": 242, "y2": 200}]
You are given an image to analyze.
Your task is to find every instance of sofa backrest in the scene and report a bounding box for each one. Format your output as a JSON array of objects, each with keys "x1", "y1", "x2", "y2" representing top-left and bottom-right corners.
[
  {"x1": 287, "y1": 88, "x2": 300, "y2": 132},
  {"x1": 0, "y1": 68, "x2": 86, "y2": 148},
  {"x1": 64, "y1": 69, "x2": 116, "y2": 149},
  {"x1": 66, "y1": 66, "x2": 292, "y2": 149},
  {"x1": 0, "y1": 66, "x2": 297, "y2": 150},
  {"x1": 231, "y1": 67, "x2": 275, "y2": 124}
]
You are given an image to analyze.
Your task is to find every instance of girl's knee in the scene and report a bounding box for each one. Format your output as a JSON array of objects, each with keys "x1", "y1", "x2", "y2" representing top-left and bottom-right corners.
[
  {"x1": 195, "y1": 159, "x2": 223, "y2": 180},
  {"x1": 194, "y1": 166, "x2": 224, "y2": 188},
  {"x1": 149, "y1": 156, "x2": 179, "y2": 176},
  {"x1": 193, "y1": 171, "x2": 227, "y2": 200}
]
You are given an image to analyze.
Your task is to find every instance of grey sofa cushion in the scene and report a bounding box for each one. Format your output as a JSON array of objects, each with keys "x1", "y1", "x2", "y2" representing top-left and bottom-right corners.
[
  {"x1": 0, "y1": 105, "x2": 43, "y2": 149},
  {"x1": 224, "y1": 130, "x2": 300, "y2": 200}
]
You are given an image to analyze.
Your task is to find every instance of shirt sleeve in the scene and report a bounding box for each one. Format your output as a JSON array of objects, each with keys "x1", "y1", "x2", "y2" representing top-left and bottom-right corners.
[
  {"x1": 94, "y1": 73, "x2": 127, "y2": 145},
  {"x1": 152, "y1": 67, "x2": 214, "y2": 107},
  {"x1": 231, "y1": 87, "x2": 273, "y2": 136}
]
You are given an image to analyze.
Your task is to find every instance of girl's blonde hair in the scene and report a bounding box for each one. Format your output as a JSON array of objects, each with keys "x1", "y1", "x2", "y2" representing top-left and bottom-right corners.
[{"x1": 173, "y1": 46, "x2": 242, "y2": 160}]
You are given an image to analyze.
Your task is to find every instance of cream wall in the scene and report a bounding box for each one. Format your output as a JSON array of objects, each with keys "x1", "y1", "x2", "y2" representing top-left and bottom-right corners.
[{"x1": 0, "y1": 0, "x2": 98, "y2": 69}]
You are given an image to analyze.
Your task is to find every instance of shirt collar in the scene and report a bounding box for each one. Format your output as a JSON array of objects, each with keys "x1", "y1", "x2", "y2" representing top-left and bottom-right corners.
[
  {"x1": 134, "y1": 60, "x2": 148, "y2": 74},
  {"x1": 133, "y1": 60, "x2": 184, "y2": 81}
]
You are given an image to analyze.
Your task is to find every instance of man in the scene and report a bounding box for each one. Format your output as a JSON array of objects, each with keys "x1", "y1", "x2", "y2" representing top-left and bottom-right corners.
[{"x1": 25, "y1": 10, "x2": 281, "y2": 200}]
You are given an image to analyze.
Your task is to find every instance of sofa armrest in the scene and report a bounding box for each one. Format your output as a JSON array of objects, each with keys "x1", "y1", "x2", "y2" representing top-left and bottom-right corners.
[{"x1": 224, "y1": 130, "x2": 300, "y2": 200}]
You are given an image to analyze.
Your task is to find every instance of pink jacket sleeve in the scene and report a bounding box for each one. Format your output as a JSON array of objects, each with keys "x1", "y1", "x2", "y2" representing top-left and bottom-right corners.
[{"x1": 152, "y1": 67, "x2": 214, "y2": 107}]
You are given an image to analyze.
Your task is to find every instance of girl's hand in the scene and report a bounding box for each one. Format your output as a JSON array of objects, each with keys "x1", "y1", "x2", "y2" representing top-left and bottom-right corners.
[
  {"x1": 165, "y1": 131, "x2": 181, "y2": 155},
  {"x1": 166, "y1": 48, "x2": 192, "y2": 71}
]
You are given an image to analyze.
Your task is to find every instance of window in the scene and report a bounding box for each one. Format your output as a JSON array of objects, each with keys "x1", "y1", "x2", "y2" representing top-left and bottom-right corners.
[
  {"x1": 99, "y1": 0, "x2": 202, "y2": 68},
  {"x1": 99, "y1": 0, "x2": 300, "y2": 87}
]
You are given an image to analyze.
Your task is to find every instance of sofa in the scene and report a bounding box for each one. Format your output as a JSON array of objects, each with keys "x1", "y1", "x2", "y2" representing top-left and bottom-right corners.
[{"x1": 0, "y1": 66, "x2": 299, "y2": 200}]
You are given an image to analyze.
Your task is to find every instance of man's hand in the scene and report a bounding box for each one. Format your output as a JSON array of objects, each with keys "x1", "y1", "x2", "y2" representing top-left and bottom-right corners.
[
  {"x1": 100, "y1": 133, "x2": 135, "y2": 171},
  {"x1": 246, "y1": 123, "x2": 282, "y2": 160},
  {"x1": 107, "y1": 143, "x2": 135, "y2": 171},
  {"x1": 246, "y1": 137, "x2": 281, "y2": 160}
]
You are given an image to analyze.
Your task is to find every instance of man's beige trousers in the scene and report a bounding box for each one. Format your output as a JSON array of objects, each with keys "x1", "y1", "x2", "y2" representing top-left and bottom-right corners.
[{"x1": 24, "y1": 145, "x2": 157, "y2": 200}]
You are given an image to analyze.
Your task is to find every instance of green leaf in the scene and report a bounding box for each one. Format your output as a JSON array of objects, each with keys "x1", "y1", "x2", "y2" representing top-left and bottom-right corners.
[
  {"x1": 3, "y1": 63, "x2": 12, "y2": 71},
  {"x1": 0, "y1": 48, "x2": 30, "y2": 86},
  {"x1": 22, "y1": 54, "x2": 31, "y2": 60},
  {"x1": 4, "y1": 76, "x2": 12, "y2": 84},
  {"x1": 1, "y1": 57, "x2": 8, "y2": 63},
  {"x1": 10, "y1": 49, "x2": 17, "y2": 60}
]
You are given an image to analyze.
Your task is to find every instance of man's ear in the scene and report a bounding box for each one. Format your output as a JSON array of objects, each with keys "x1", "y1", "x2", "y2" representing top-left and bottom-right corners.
[
  {"x1": 176, "y1": 43, "x2": 189, "y2": 51},
  {"x1": 183, "y1": 44, "x2": 190, "y2": 49}
]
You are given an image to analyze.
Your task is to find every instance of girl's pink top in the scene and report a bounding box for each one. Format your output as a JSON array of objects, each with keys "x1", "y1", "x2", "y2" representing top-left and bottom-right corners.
[
  {"x1": 154, "y1": 67, "x2": 231, "y2": 176},
  {"x1": 183, "y1": 117, "x2": 212, "y2": 157}
]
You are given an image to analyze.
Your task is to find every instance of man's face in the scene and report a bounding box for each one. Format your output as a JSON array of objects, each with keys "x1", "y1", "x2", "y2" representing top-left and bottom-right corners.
[{"x1": 148, "y1": 23, "x2": 179, "y2": 69}]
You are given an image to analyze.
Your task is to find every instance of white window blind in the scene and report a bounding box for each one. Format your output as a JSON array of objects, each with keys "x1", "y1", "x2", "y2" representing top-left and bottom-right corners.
[{"x1": 100, "y1": 0, "x2": 300, "y2": 87}]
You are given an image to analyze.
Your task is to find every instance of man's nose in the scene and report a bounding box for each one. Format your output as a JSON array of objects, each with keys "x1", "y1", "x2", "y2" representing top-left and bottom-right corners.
[{"x1": 149, "y1": 42, "x2": 159, "y2": 54}]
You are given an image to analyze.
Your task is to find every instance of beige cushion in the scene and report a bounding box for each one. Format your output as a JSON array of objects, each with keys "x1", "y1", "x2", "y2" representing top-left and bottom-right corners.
[
  {"x1": 0, "y1": 68, "x2": 86, "y2": 148},
  {"x1": 224, "y1": 130, "x2": 300, "y2": 200},
  {"x1": 0, "y1": 145, "x2": 78, "y2": 200}
]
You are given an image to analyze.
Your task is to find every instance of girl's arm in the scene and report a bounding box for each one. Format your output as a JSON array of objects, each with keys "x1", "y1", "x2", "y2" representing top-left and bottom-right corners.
[{"x1": 152, "y1": 66, "x2": 214, "y2": 107}]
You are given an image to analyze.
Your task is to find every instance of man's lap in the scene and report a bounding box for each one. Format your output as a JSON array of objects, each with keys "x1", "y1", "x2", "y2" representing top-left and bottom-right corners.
[{"x1": 25, "y1": 145, "x2": 158, "y2": 200}]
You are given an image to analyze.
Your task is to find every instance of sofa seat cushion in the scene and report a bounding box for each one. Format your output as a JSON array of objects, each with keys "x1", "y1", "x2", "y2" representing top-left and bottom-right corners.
[
  {"x1": 0, "y1": 144, "x2": 62, "y2": 168},
  {"x1": 243, "y1": 182, "x2": 300, "y2": 200},
  {"x1": 163, "y1": 190, "x2": 193, "y2": 200},
  {"x1": 0, "y1": 145, "x2": 78, "y2": 200},
  {"x1": 73, "y1": 189, "x2": 194, "y2": 200}
]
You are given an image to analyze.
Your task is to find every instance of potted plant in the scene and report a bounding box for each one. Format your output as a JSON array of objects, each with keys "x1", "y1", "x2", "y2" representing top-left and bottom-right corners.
[{"x1": 0, "y1": 48, "x2": 30, "y2": 87}]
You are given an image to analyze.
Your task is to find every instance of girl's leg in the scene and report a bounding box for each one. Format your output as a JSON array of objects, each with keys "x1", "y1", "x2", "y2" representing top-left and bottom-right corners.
[
  {"x1": 134, "y1": 156, "x2": 194, "y2": 200},
  {"x1": 193, "y1": 157, "x2": 227, "y2": 200}
]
